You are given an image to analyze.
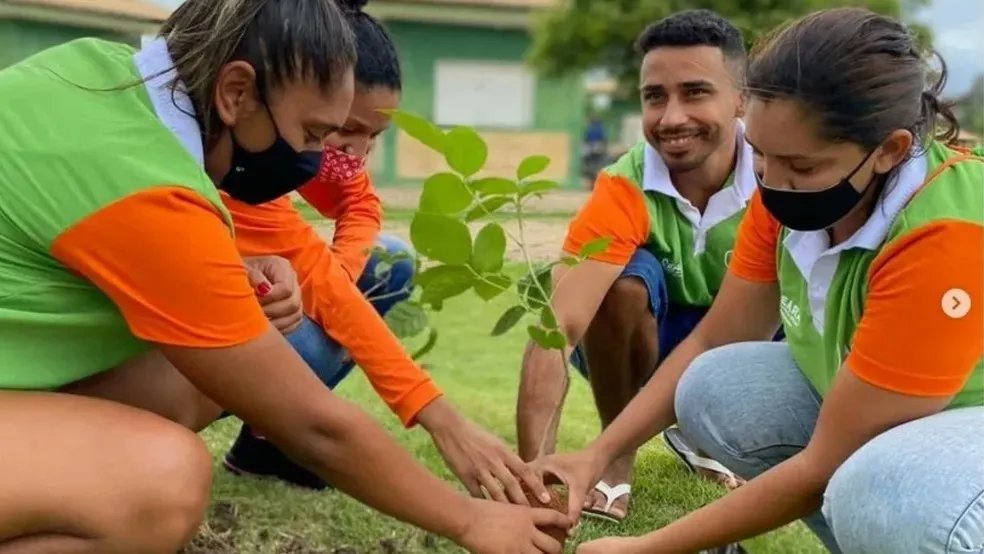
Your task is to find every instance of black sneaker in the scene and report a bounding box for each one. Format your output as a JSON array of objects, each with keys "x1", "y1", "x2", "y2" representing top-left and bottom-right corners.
[{"x1": 223, "y1": 424, "x2": 331, "y2": 491}]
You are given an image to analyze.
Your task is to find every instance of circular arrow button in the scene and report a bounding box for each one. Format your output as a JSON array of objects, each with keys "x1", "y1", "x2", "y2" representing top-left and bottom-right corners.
[{"x1": 942, "y1": 288, "x2": 971, "y2": 319}]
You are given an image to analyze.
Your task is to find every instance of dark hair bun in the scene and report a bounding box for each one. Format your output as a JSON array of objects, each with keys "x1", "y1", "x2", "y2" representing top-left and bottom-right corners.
[{"x1": 338, "y1": 0, "x2": 369, "y2": 12}]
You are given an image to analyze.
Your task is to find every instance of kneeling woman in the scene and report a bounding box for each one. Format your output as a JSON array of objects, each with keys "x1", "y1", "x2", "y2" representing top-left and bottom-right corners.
[
  {"x1": 221, "y1": 0, "x2": 540, "y2": 504},
  {"x1": 540, "y1": 7, "x2": 983, "y2": 554},
  {"x1": 0, "y1": 1, "x2": 567, "y2": 552}
]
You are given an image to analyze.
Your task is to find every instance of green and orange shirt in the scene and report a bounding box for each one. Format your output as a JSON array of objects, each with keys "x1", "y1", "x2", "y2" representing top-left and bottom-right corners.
[
  {"x1": 0, "y1": 37, "x2": 269, "y2": 389},
  {"x1": 565, "y1": 125, "x2": 758, "y2": 306},
  {"x1": 223, "y1": 176, "x2": 442, "y2": 426},
  {"x1": 731, "y1": 142, "x2": 983, "y2": 408}
]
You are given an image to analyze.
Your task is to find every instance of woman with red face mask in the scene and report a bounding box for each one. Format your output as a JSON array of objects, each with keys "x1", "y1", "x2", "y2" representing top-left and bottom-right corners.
[{"x1": 220, "y1": 0, "x2": 551, "y2": 509}]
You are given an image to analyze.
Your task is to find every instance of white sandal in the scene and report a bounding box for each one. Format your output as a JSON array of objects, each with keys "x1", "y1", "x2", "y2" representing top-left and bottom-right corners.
[{"x1": 582, "y1": 480, "x2": 631, "y2": 523}]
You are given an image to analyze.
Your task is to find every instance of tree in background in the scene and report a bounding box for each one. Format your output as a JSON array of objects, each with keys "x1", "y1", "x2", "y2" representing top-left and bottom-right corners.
[
  {"x1": 955, "y1": 74, "x2": 984, "y2": 138},
  {"x1": 528, "y1": 0, "x2": 931, "y2": 94}
]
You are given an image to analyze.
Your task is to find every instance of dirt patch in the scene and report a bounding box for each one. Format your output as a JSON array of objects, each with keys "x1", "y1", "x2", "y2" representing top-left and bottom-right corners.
[{"x1": 180, "y1": 502, "x2": 238, "y2": 554}]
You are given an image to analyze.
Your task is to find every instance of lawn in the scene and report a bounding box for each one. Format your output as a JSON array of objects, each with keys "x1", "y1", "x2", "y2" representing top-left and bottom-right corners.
[{"x1": 192, "y1": 260, "x2": 827, "y2": 553}]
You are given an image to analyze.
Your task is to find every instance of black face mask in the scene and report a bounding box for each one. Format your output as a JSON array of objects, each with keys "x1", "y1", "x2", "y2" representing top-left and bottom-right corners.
[
  {"x1": 757, "y1": 149, "x2": 878, "y2": 231},
  {"x1": 220, "y1": 105, "x2": 323, "y2": 205}
]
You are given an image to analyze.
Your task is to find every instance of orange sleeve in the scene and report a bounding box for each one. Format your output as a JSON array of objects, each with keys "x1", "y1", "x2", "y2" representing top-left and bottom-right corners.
[
  {"x1": 729, "y1": 189, "x2": 780, "y2": 283},
  {"x1": 298, "y1": 170, "x2": 382, "y2": 281},
  {"x1": 224, "y1": 192, "x2": 441, "y2": 426},
  {"x1": 300, "y1": 245, "x2": 442, "y2": 426},
  {"x1": 51, "y1": 187, "x2": 269, "y2": 347},
  {"x1": 847, "y1": 221, "x2": 984, "y2": 397},
  {"x1": 562, "y1": 172, "x2": 650, "y2": 265}
]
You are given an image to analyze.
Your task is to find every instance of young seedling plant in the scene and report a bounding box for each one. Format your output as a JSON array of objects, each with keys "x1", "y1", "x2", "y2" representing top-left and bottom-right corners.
[{"x1": 380, "y1": 109, "x2": 610, "y2": 461}]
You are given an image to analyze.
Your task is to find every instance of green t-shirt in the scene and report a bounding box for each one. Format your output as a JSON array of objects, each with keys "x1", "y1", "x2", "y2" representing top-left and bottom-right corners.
[
  {"x1": 0, "y1": 37, "x2": 233, "y2": 388},
  {"x1": 603, "y1": 132, "x2": 757, "y2": 306},
  {"x1": 776, "y1": 142, "x2": 983, "y2": 409}
]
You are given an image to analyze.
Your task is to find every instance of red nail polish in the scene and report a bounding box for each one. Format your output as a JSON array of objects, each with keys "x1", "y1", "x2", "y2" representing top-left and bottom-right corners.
[{"x1": 257, "y1": 282, "x2": 272, "y2": 296}]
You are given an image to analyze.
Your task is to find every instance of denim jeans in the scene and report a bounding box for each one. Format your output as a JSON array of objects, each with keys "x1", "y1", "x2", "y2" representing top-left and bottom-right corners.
[
  {"x1": 675, "y1": 341, "x2": 984, "y2": 553},
  {"x1": 285, "y1": 233, "x2": 415, "y2": 389}
]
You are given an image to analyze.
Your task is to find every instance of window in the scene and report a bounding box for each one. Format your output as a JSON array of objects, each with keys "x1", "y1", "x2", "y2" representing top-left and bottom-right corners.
[{"x1": 434, "y1": 60, "x2": 535, "y2": 128}]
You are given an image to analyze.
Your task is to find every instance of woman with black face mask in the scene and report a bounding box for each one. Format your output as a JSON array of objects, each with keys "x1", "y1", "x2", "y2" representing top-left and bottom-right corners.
[
  {"x1": 532, "y1": 8, "x2": 983, "y2": 554},
  {"x1": 0, "y1": 1, "x2": 569, "y2": 552}
]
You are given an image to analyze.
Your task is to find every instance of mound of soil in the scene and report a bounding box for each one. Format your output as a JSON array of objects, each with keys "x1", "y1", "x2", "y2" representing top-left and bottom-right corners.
[{"x1": 521, "y1": 482, "x2": 570, "y2": 546}]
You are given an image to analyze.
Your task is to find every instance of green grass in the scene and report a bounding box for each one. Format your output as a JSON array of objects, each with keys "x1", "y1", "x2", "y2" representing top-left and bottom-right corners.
[{"x1": 197, "y1": 289, "x2": 826, "y2": 553}]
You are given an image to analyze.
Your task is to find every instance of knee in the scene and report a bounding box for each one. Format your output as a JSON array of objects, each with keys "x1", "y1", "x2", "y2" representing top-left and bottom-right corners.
[
  {"x1": 823, "y1": 431, "x2": 984, "y2": 554},
  {"x1": 596, "y1": 276, "x2": 650, "y2": 326},
  {"x1": 674, "y1": 346, "x2": 729, "y2": 441},
  {"x1": 116, "y1": 427, "x2": 212, "y2": 550}
]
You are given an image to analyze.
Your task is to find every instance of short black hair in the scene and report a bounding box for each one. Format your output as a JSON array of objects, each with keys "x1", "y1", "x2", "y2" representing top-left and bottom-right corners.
[
  {"x1": 635, "y1": 9, "x2": 746, "y2": 65},
  {"x1": 338, "y1": 0, "x2": 402, "y2": 91}
]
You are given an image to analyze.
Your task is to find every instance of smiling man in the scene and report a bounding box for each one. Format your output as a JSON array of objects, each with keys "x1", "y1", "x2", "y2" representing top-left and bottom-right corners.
[{"x1": 517, "y1": 10, "x2": 760, "y2": 523}]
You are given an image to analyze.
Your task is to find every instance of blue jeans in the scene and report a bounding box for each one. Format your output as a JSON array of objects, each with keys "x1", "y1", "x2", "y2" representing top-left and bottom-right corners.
[
  {"x1": 570, "y1": 249, "x2": 712, "y2": 377},
  {"x1": 676, "y1": 342, "x2": 984, "y2": 553},
  {"x1": 285, "y1": 233, "x2": 415, "y2": 389}
]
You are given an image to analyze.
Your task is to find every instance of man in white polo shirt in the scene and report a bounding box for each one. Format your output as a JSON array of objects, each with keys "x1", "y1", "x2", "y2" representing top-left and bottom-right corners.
[{"x1": 517, "y1": 9, "x2": 773, "y2": 524}]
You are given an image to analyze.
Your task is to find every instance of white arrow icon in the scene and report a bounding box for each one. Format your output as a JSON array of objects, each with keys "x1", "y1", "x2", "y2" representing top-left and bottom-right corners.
[{"x1": 942, "y1": 288, "x2": 971, "y2": 319}]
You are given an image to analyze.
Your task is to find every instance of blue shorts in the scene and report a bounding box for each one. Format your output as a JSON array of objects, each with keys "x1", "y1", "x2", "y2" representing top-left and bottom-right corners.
[{"x1": 570, "y1": 248, "x2": 782, "y2": 378}]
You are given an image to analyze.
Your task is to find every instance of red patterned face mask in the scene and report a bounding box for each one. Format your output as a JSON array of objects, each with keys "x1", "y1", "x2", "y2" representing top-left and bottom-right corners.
[{"x1": 317, "y1": 146, "x2": 367, "y2": 183}]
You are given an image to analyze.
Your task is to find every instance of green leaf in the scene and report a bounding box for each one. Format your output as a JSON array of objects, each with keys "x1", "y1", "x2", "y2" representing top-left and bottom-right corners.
[
  {"x1": 444, "y1": 126, "x2": 488, "y2": 177},
  {"x1": 492, "y1": 305, "x2": 527, "y2": 337},
  {"x1": 419, "y1": 173, "x2": 472, "y2": 215},
  {"x1": 410, "y1": 213, "x2": 472, "y2": 265},
  {"x1": 561, "y1": 256, "x2": 579, "y2": 267},
  {"x1": 419, "y1": 273, "x2": 474, "y2": 307},
  {"x1": 528, "y1": 326, "x2": 566, "y2": 350},
  {"x1": 578, "y1": 236, "x2": 612, "y2": 259},
  {"x1": 384, "y1": 301, "x2": 428, "y2": 339},
  {"x1": 465, "y1": 197, "x2": 512, "y2": 222},
  {"x1": 471, "y1": 223, "x2": 506, "y2": 274},
  {"x1": 520, "y1": 179, "x2": 561, "y2": 199},
  {"x1": 414, "y1": 265, "x2": 472, "y2": 288},
  {"x1": 540, "y1": 305, "x2": 557, "y2": 330},
  {"x1": 388, "y1": 110, "x2": 446, "y2": 153},
  {"x1": 411, "y1": 328, "x2": 439, "y2": 360},
  {"x1": 472, "y1": 177, "x2": 519, "y2": 196},
  {"x1": 517, "y1": 155, "x2": 550, "y2": 180},
  {"x1": 474, "y1": 274, "x2": 513, "y2": 301}
]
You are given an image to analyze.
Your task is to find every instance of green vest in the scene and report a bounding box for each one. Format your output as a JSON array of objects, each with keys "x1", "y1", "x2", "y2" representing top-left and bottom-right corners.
[
  {"x1": 777, "y1": 142, "x2": 983, "y2": 408},
  {"x1": 0, "y1": 37, "x2": 231, "y2": 389},
  {"x1": 604, "y1": 135, "x2": 757, "y2": 306}
]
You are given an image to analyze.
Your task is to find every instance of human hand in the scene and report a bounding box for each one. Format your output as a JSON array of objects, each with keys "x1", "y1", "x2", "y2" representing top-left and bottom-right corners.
[
  {"x1": 418, "y1": 399, "x2": 551, "y2": 506},
  {"x1": 244, "y1": 255, "x2": 303, "y2": 334},
  {"x1": 455, "y1": 497, "x2": 571, "y2": 554},
  {"x1": 528, "y1": 447, "x2": 607, "y2": 523}
]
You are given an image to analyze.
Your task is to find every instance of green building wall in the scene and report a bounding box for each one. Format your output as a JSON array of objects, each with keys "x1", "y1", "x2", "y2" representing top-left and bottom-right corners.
[
  {"x1": 379, "y1": 20, "x2": 585, "y2": 187},
  {"x1": 0, "y1": 20, "x2": 129, "y2": 69}
]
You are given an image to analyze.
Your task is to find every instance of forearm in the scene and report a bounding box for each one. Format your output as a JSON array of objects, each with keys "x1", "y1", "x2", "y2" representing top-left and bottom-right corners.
[
  {"x1": 275, "y1": 398, "x2": 472, "y2": 540},
  {"x1": 330, "y1": 214, "x2": 379, "y2": 280},
  {"x1": 638, "y1": 454, "x2": 825, "y2": 552},
  {"x1": 516, "y1": 341, "x2": 570, "y2": 461},
  {"x1": 161, "y1": 333, "x2": 470, "y2": 543},
  {"x1": 591, "y1": 333, "x2": 711, "y2": 466}
]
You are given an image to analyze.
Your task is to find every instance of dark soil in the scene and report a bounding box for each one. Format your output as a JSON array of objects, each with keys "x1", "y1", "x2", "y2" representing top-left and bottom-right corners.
[{"x1": 521, "y1": 482, "x2": 570, "y2": 546}]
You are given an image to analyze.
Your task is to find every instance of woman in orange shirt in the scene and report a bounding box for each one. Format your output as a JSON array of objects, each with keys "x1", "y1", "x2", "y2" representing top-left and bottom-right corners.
[{"x1": 221, "y1": 0, "x2": 548, "y2": 506}]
